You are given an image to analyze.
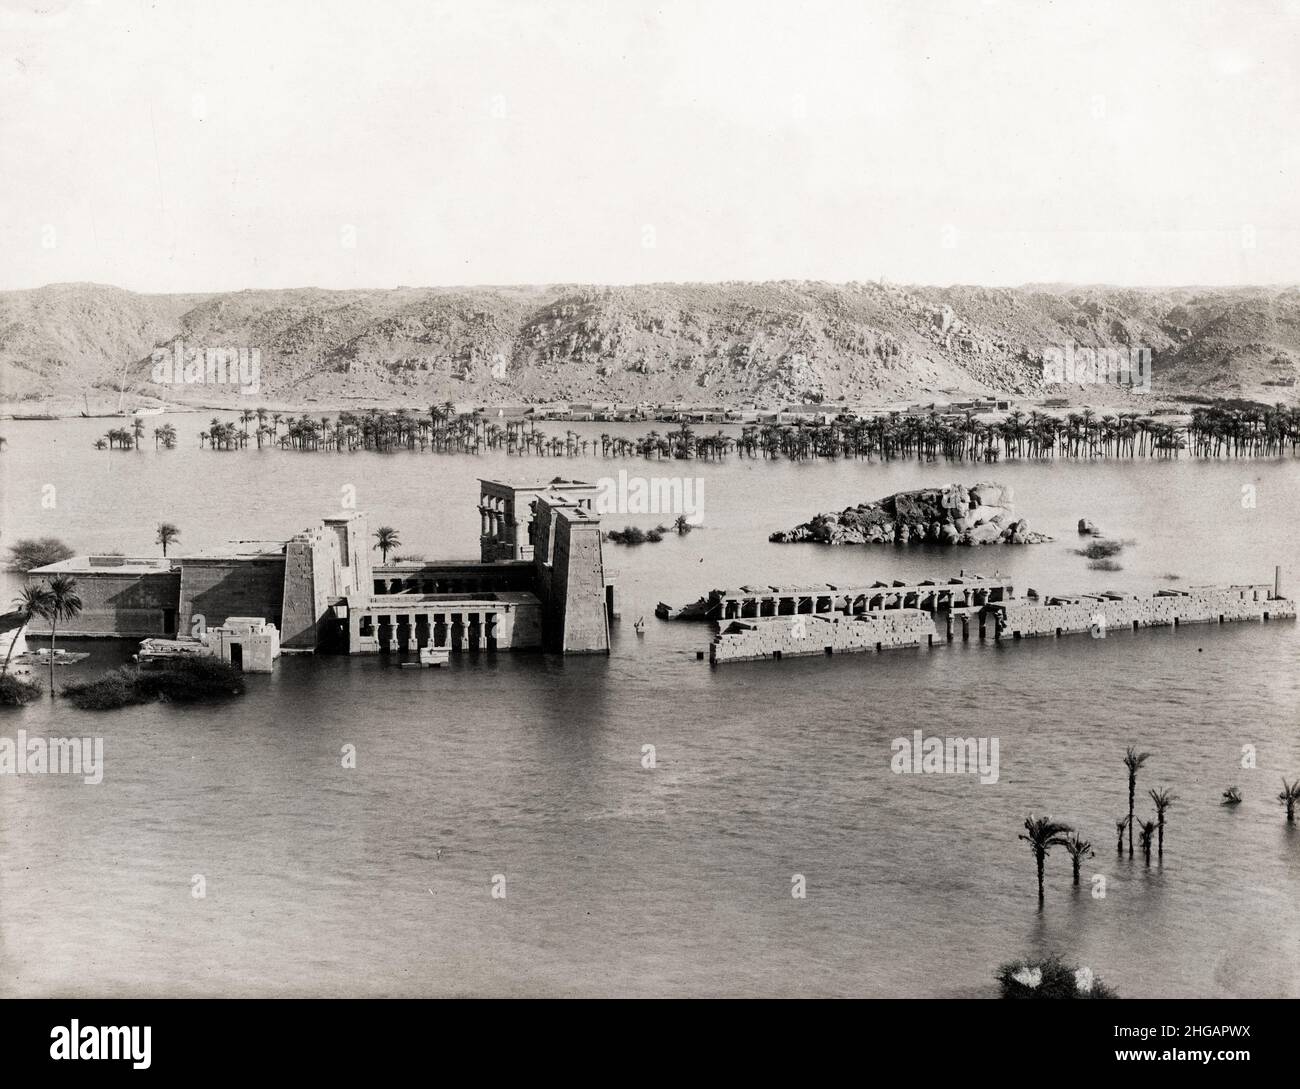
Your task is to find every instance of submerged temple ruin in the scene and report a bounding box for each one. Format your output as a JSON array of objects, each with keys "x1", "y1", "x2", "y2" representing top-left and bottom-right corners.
[
  {"x1": 27, "y1": 479, "x2": 616, "y2": 661},
  {"x1": 703, "y1": 570, "x2": 1294, "y2": 664}
]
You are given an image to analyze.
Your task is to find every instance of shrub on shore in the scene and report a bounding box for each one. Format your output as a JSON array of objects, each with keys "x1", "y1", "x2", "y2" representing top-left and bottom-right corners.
[
  {"x1": 996, "y1": 954, "x2": 1116, "y2": 999},
  {"x1": 0, "y1": 674, "x2": 44, "y2": 706},
  {"x1": 63, "y1": 658, "x2": 245, "y2": 710}
]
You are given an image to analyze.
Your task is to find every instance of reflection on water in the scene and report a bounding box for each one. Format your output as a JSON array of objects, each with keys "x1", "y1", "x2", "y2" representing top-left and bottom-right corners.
[{"x1": 1, "y1": 417, "x2": 1298, "y2": 996}]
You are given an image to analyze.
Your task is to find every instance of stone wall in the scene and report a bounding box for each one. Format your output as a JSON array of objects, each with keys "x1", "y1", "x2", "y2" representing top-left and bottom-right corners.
[
  {"x1": 999, "y1": 585, "x2": 1294, "y2": 639},
  {"x1": 52, "y1": 570, "x2": 181, "y2": 638},
  {"x1": 710, "y1": 609, "x2": 936, "y2": 664},
  {"x1": 179, "y1": 559, "x2": 286, "y2": 638}
]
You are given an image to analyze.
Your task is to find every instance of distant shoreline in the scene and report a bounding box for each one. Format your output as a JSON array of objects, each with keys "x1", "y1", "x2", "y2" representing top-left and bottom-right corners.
[{"x1": 0, "y1": 391, "x2": 1271, "y2": 424}]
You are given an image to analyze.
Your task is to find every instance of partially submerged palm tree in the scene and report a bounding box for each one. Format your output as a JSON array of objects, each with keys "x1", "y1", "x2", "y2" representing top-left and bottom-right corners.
[
  {"x1": 373, "y1": 526, "x2": 400, "y2": 564},
  {"x1": 1115, "y1": 815, "x2": 1129, "y2": 856},
  {"x1": 156, "y1": 522, "x2": 180, "y2": 557},
  {"x1": 1278, "y1": 779, "x2": 1300, "y2": 823},
  {"x1": 1018, "y1": 815, "x2": 1072, "y2": 906},
  {"x1": 37, "y1": 575, "x2": 82, "y2": 696},
  {"x1": 2, "y1": 584, "x2": 53, "y2": 676},
  {"x1": 1061, "y1": 832, "x2": 1093, "y2": 886},
  {"x1": 1221, "y1": 786, "x2": 1242, "y2": 806},
  {"x1": 1124, "y1": 746, "x2": 1151, "y2": 856},
  {"x1": 1148, "y1": 788, "x2": 1176, "y2": 858},
  {"x1": 1137, "y1": 818, "x2": 1156, "y2": 865}
]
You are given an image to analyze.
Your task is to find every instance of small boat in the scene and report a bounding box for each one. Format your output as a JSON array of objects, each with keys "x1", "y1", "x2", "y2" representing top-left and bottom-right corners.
[{"x1": 634, "y1": 617, "x2": 646, "y2": 635}]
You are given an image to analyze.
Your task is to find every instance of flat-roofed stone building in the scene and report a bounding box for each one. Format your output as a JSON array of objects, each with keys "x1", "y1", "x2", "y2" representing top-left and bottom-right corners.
[{"x1": 26, "y1": 555, "x2": 182, "y2": 637}]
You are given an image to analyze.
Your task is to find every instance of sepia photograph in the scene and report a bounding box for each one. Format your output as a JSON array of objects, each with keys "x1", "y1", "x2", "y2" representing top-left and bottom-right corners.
[{"x1": 1, "y1": 0, "x2": 1297, "y2": 1068}]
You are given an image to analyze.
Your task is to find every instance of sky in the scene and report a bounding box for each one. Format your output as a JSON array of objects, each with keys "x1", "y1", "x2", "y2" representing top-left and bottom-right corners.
[{"x1": 1, "y1": 0, "x2": 1298, "y2": 292}]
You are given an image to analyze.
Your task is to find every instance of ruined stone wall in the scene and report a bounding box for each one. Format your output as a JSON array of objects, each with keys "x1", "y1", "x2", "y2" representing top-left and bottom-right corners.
[
  {"x1": 710, "y1": 610, "x2": 936, "y2": 663},
  {"x1": 1000, "y1": 587, "x2": 1295, "y2": 639},
  {"x1": 179, "y1": 560, "x2": 285, "y2": 637}
]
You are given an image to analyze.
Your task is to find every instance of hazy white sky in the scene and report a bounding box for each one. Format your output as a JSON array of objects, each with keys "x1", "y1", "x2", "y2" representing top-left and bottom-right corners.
[{"x1": 2, "y1": 0, "x2": 1297, "y2": 292}]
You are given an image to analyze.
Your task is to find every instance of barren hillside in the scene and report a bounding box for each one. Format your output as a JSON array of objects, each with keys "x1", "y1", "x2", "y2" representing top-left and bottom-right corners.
[{"x1": 2, "y1": 281, "x2": 1297, "y2": 410}]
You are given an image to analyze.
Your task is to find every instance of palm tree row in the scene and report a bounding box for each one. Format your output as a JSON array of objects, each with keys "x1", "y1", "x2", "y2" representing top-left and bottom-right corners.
[
  {"x1": 95, "y1": 421, "x2": 177, "y2": 451},
  {"x1": 162, "y1": 403, "x2": 1300, "y2": 462}
]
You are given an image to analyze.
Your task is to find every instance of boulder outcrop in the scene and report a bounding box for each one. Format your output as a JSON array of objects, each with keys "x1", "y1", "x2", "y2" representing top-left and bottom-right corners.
[{"x1": 769, "y1": 482, "x2": 1053, "y2": 547}]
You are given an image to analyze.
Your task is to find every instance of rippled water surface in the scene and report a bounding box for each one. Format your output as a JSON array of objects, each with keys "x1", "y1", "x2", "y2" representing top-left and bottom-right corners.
[{"x1": 2, "y1": 416, "x2": 1299, "y2": 996}]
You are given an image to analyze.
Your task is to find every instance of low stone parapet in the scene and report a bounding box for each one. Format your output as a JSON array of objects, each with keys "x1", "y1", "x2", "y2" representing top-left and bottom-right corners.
[
  {"x1": 709, "y1": 609, "x2": 936, "y2": 664},
  {"x1": 998, "y1": 585, "x2": 1294, "y2": 639}
]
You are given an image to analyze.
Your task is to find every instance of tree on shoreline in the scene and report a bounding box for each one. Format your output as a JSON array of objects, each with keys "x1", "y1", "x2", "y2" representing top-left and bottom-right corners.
[
  {"x1": 2, "y1": 584, "x2": 53, "y2": 677},
  {"x1": 31, "y1": 575, "x2": 82, "y2": 698}
]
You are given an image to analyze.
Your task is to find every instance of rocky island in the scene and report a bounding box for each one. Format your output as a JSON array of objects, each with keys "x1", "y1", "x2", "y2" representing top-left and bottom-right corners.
[{"x1": 769, "y1": 482, "x2": 1053, "y2": 547}]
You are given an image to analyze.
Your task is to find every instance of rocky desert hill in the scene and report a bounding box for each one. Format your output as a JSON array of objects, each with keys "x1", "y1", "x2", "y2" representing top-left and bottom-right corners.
[{"x1": 2, "y1": 281, "x2": 1298, "y2": 410}]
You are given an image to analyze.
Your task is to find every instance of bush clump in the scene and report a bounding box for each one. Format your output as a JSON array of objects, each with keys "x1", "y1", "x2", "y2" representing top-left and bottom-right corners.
[
  {"x1": 997, "y1": 954, "x2": 1117, "y2": 999},
  {"x1": 61, "y1": 667, "x2": 147, "y2": 710},
  {"x1": 135, "y1": 656, "x2": 246, "y2": 701},
  {"x1": 63, "y1": 657, "x2": 245, "y2": 710},
  {"x1": 607, "y1": 526, "x2": 648, "y2": 545},
  {"x1": 0, "y1": 674, "x2": 44, "y2": 706},
  {"x1": 6, "y1": 537, "x2": 74, "y2": 572},
  {"x1": 1076, "y1": 539, "x2": 1124, "y2": 560},
  {"x1": 606, "y1": 524, "x2": 671, "y2": 545}
]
